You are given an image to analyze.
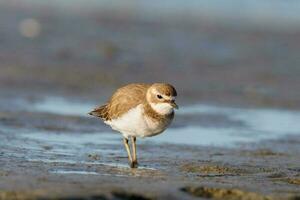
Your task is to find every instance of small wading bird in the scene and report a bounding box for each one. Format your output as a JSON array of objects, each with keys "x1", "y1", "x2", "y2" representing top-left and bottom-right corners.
[{"x1": 89, "y1": 83, "x2": 178, "y2": 168}]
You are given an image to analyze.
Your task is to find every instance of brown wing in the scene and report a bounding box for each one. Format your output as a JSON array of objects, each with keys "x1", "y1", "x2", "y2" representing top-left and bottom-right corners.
[{"x1": 89, "y1": 83, "x2": 151, "y2": 121}]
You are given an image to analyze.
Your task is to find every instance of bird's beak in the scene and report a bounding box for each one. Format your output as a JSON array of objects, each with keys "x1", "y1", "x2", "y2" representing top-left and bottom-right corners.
[{"x1": 170, "y1": 101, "x2": 179, "y2": 109}]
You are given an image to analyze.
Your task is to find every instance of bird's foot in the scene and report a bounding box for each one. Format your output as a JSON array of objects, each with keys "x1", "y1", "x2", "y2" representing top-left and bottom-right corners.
[{"x1": 129, "y1": 161, "x2": 138, "y2": 168}]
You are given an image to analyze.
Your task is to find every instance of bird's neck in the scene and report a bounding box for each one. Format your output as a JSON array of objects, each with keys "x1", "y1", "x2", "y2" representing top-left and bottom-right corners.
[{"x1": 143, "y1": 102, "x2": 174, "y2": 121}]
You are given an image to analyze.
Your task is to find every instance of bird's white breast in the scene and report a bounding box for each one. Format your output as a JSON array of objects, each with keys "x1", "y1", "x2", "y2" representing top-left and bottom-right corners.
[
  {"x1": 150, "y1": 102, "x2": 174, "y2": 115},
  {"x1": 105, "y1": 104, "x2": 171, "y2": 138}
]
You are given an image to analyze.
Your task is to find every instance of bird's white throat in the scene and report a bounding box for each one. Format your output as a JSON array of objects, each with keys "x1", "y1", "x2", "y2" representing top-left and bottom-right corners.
[{"x1": 150, "y1": 102, "x2": 174, "y2": 115}]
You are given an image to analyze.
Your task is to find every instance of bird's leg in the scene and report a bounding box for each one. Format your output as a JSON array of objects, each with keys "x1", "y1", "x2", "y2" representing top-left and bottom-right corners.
[
  {"x1": 123, "y1": 138, "x2": 133, "y2": 167},
  {"x1": 131, "y1": 136, "x2": 138, "y2": 168}
]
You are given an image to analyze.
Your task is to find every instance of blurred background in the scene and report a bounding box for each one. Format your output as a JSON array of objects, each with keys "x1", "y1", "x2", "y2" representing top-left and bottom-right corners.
[{"x1": 1, "y1": 0, "x2": 300, "y2": 108}]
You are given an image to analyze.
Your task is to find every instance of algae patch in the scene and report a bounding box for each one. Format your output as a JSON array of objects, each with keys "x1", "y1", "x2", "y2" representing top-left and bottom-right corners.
[
  {"x1": 271, "y1": 177, "x2": 300, "y2": 185},
  {"x1": 180, "y1": 164, "x2": 247, "y2": 176},
  {"x1": 0, "y1": 171, "x2": 9, "y2": 176},
  {"x1": 251, "y1": 149, "x2": 286, "y2": 157},
  {"x1": 286, "y1": 178, "x2": 300, "y2": 185},
  {"x1": 181, "y1": 186, "x2": 272, "y2": 200},
  {"x1": 112, "y1": 190, "x2": 154, "y2": 200},
  {"x1": 0, "y1": 191, "x2": 107, "y2": 200},
  {"x1": 0, "y1": 191, "x2": 39, "y2": 200}
]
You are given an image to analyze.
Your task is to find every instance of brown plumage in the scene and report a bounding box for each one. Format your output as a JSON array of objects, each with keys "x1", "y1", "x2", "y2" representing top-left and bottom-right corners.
[
  {"x1": 89, "y1": 83, "x2": 151, "y2": 120},
  {"x1": 89, "y1": 82, "x2": 178, "y2": 168},
  {"x1": 89, "y1": 83, "x2": 177, "y2": 121}
]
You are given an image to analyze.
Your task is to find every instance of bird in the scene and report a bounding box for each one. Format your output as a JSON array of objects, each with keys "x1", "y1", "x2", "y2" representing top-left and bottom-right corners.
[{"x1": 89, "y1": 83, "x2": 178, "y2": 168}]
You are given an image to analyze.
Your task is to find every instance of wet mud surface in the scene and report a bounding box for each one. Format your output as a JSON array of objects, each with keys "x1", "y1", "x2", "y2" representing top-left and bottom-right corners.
[{"x1": 1, "y1": 96, "x2": 300, "y2": 200}]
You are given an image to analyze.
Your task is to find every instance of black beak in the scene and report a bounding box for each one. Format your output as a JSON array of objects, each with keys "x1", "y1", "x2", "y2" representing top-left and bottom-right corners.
[{"x1": 170, "y1": 100, "x2": 178, "y2": 109}]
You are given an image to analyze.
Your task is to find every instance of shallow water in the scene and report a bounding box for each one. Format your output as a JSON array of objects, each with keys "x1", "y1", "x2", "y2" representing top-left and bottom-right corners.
[
  {"x1": 25, "y1": 96, "x2": 300, "y2": 147},
  {"x1": 3, "y1": 95, "x2": 300, "y2": 173},
  {"x1": 179, "y1": 104, "x2": 300, "y2": 136},
  {"x1": 30, "y1": 97, "x2": 94, "y2": 117},
  {"x1": 2, "y1": 125, "x2": 157, "y2": 170},
  {"x1": 49, "y1": 169, "x2": 100, "y2": 175}
]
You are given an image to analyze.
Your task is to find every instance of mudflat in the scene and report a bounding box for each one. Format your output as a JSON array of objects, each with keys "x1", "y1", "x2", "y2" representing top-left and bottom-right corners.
[{"x1": 1, "y1": 94, "x2": 300, "y2": 200}]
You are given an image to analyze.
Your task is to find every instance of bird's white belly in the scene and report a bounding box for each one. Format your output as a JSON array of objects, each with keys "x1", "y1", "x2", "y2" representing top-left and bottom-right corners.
[{"x1": 105, "y1": 104, "x2": 169, "y2": 138}]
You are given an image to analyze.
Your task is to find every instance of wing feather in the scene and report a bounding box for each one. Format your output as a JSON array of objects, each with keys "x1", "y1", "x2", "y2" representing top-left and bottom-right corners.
[{"x1": 89, "y1": 83, "x2": 150, "y2": 121}]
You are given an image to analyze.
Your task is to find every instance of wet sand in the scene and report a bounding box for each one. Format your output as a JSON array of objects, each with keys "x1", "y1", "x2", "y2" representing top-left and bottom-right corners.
[{"x1": 1, "y1": 96, "x2": 300, "y2": 200}]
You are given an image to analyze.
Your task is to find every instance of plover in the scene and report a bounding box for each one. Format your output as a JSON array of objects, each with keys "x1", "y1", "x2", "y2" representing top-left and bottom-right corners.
[{"x1": 89, "y1": 83, "x2": 178, "y2": 168}]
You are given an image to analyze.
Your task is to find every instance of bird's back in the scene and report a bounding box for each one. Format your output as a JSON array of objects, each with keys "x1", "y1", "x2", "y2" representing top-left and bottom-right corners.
[{"x1": 89, "y1": 83, "x2": 151, "y2": 121}]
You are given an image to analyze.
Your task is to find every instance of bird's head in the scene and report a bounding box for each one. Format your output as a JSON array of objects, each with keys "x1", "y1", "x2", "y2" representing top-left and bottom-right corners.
[{"x1": 146, "y1": 83, "x2": 178, "y2": 115}]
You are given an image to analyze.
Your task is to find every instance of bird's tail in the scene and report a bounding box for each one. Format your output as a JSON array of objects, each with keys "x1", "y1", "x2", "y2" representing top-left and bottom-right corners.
[{"x1": 88, "y1": 104, "x2": 109, "y2": 120}]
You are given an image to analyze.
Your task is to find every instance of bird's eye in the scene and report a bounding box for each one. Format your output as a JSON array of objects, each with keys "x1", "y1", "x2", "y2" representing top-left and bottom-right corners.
[{"x1": 157, "y1": 94, "x2": 163, "y2": 99}]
